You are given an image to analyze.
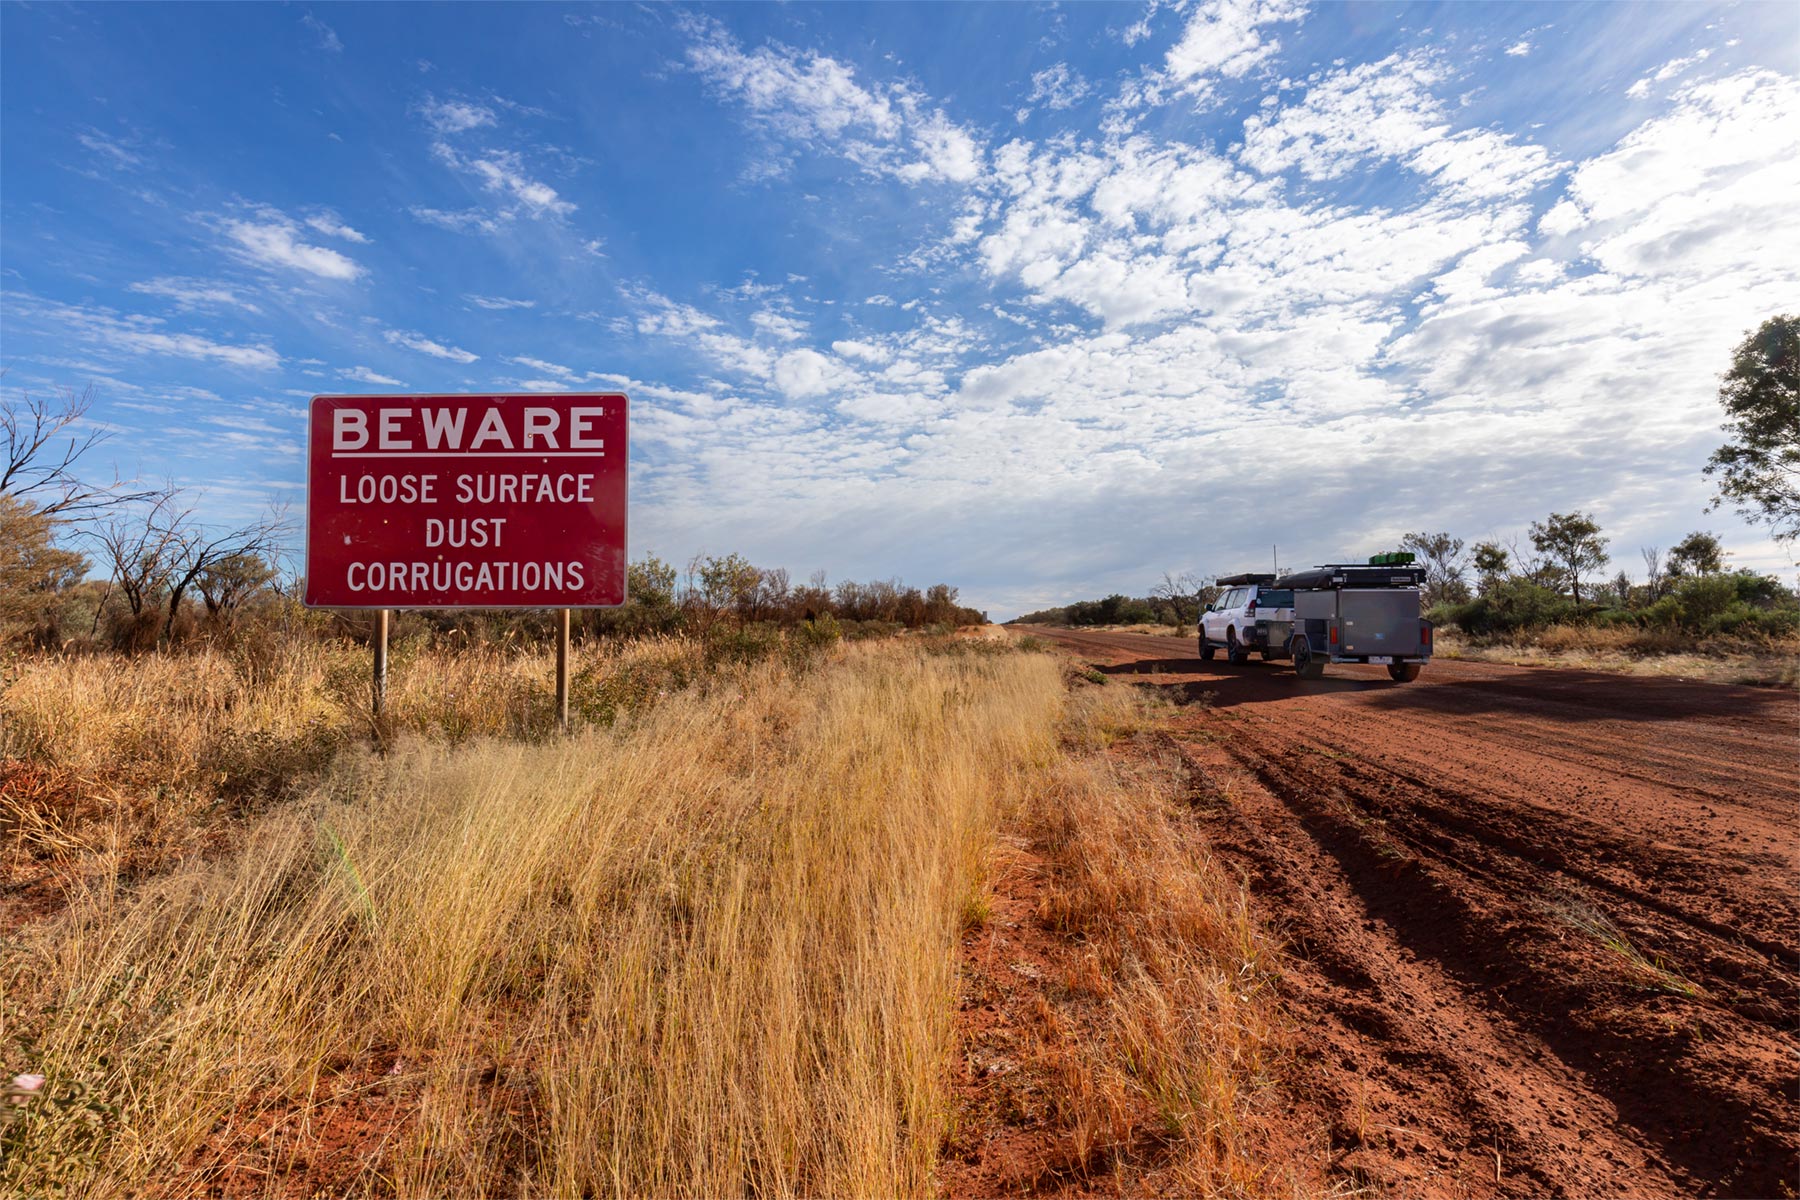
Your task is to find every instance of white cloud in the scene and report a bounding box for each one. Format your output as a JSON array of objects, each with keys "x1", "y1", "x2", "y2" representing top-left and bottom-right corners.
[
  {"x1": 385, "y1": 329, "x2": 479, "y2": 363},
  {"x1": 301, "y1": 12, "x2": 342, "y2": 52},
  {"x1": 507, "y1": 355, "x2": 577, "y2": 378},
  {"x1": 13, "y1": 294, "x2": 280, "y2": 370},
  {"x1": 832, "y1": 339, "x2": 892, "y2": 364},
  {"x1": 222, "y1": 208, "x2": 364, "y2": 280},
  {"x1": 900, "y1": 111, "x2": 984, "y2": 184},
  {"x1": 418, "y1": 95, "x2": 497, "y2": 134},
  {"x1": 1241, "y1": 52, "x2": 1560, "y2": 200},
  {"x1": 680, "y1": 16, "x2": 984, "y2": 186},
  {"x1": 431, "y1": 143, "x2": 575, "y2": 216},
  {"x1": 629, "y1": 288, "x2": 723, "y2": 338},
  {"x1": 1625, "y1": 49, "x2": 1712, "y2": 99},
  {"x1": 129, "y1": 277, "x2": 261, "y2": 314},
  {"x1": 304, "y1": 212, "x2": 369, "y2": 243},
  {"x1": 682, "y1": 15, "x2": 900, "y2": 142},
  {"x1": 1026, "y1": 63, "x2": 1094, "y2": 112},
  {"x1": 411, "y1": 206, "x2": 509, "y2": 235},
  {"x1": 1513, "y1": 258, "x2": 1564, "y2": 285},
  {"x1": 465, "y1": 294, "x2": 537, "y2": 310},
  {"x1": 752, "y1": 310, "x2": 808, "y2": 341},
  {"x1": 1163, "y1": 0, "x2": 1307, "y2": 103},
  {"x1": 773, "y1": 348, "x2": 850, "y2": 398},
  {"x1": 77, "y1": 129, "x2": 141, "y2": 169},
  {"x1": 1536, "y1": 70, "x2": 1800, "y2": 281},
  {"x1": 1505, "y1": 40, "x2": 1532, "y2": 57},
  {"x1": 1537, "y1": 198, "x2": 1584, "y2": 237},
  {"x1": 341, "y1": 366, "x2": 404, "y2": 387}
]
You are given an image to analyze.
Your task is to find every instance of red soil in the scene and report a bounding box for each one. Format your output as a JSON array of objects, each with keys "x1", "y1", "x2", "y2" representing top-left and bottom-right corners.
[{"x1": 1029, "y1": 628, "x2": 1797, "y2": 1198}]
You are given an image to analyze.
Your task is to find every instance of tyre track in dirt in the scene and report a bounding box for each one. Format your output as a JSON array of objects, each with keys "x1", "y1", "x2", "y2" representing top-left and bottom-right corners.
[{"x1": 1027, "y1": 628, "x2": 1798, "y2": 1198}]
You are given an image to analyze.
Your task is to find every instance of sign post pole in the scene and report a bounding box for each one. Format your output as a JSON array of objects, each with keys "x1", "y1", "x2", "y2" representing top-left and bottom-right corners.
[
  {"x1": 373, "y1": 607, "x2": 390, "y2": 720},
  {"x1": 555, "y1": 607, "x2": 571, "y2": 733}
]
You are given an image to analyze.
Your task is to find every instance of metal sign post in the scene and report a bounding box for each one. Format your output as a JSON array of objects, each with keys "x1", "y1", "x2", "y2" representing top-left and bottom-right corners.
[
  {"x1": 556, "y1": 608, "x2": 571, "y2": 732},
  {"x1": 373, "y1": 608, "x2": 390, "y2": 718}
]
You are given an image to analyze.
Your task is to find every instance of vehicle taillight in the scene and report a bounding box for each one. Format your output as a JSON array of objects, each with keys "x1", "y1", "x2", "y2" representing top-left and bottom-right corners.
[
  {"x1": 1329, "y1": 624, "x2": 1338, "y2": 645},
  {"x1": 1421, "y1": 624, "x2": 1432, "y2": 647},
  {"x1": 1246, "y1": 595, "x2": 1258, "y2": 613}
]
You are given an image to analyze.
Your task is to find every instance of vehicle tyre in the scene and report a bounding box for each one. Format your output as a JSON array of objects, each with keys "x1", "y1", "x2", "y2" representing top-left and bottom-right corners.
[
  {"x1": 1226, "y1": 627, "x2": 1248, "y2": 666},
  {"x1": 1387, "y1": 662, "x2": 1422, "y2": 682},
  {"x1": 1198, "y1": 634, "x2": 1215, "y2": 661},
  {"x1": 1292, "y1": 637, "x2": 1324, "y2": 680}
]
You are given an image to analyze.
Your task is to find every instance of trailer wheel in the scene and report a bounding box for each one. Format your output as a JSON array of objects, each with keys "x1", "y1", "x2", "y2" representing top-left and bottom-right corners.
[
  {"x1": 1292, "y1": 637, "x2": 1324, "y2": 680},
  {"x1": 1198, "y1": 635, "x2": 1215, "y2": 662},
  {"x1": 1226, "y1": 627, "x2": 1248, "y2": 665},
  {"x1": 1387, "y1": 662, "x2": 1422, "y2": 682}
]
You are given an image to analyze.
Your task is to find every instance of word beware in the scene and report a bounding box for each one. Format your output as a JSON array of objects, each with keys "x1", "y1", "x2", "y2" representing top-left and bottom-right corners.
[{"x1": 331, "y1": 405, "x2": 609, "y2": 453}]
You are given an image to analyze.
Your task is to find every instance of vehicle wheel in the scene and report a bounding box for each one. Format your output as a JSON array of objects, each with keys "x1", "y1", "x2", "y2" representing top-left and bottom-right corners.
[
  {"x1": 1226, "y1": 627, "x2": 1248, "y2": 665},
  {"x1": 1387, "y1": 662, "x2": 1421, "y2": 682},
  {"x1": 1198, "y1": 634, "x2": 1215, "y2": 661},
  {"x1": 1292, "y1": 637, "x2": 1324, "y2": 680}
]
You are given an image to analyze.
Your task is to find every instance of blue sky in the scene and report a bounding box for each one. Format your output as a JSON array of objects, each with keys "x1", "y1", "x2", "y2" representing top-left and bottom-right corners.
[{"x1": 3, "y1": 1, "x2": 1796, "y2": 617}]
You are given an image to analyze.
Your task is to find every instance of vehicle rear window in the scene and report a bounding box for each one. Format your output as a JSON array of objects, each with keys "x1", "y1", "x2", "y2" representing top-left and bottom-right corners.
[{"x1": 1258, "y1": 589, "x2": 1294, "y2": 607}]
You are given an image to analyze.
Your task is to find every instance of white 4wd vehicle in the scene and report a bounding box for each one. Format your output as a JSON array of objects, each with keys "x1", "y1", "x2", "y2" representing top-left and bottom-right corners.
[{"x1": 1198, "y1": 574, "x2": 1293, "y2": 665}]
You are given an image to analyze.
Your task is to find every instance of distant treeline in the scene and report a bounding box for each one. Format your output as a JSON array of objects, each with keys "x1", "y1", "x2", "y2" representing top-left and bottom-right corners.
[{"x1": 1011, "y1": 594, "x2": 1177, "y2": 628}]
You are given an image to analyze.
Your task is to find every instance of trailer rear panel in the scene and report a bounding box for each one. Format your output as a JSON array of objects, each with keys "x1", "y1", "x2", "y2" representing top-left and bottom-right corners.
[{"x1": 1339, "y1": 589, "x2": 1423, "y2": 656}]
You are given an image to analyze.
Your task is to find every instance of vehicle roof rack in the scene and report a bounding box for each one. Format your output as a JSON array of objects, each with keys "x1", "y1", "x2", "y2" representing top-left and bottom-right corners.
[
  {"x1": 1215, "y1": 572, "x2": 1277, "y2": 586},
  {"x1": 1275, "y1": 564, "x2": 1426, "y2": 590}
]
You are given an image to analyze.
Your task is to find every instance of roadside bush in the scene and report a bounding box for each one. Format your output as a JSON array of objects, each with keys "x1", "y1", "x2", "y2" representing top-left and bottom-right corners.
[
  {"x1": 1629, "y1": 571, "x2": 1798, "y2": 637},
  {"x1": 1673, "y1": 574, "x2": 1740, "y2": 626},
  {"x1": 796, "y1": 612, "x2": 843, "y2": 650},
  {"x1": 1440, "y1": 579, "x2": 1577, "y2": 635}
]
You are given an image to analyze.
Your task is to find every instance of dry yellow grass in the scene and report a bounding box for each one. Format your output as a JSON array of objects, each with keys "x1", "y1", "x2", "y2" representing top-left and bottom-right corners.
[
  {"x1": 1035, "y1": 687, "x2": 1289, "y2": 1194},
  {"x1": 2, "y1": 639, "x2": 1065, "y2": 1196},
  {"x1": 4, "y1": 632, "x2": 1294, "y2": 1196},
  {"x1": 0, "y1": 635, "x2": 715, "y2": 867},
  {"x1": 1436, "y1": 627, "x2": 1800, "y2": 688}
]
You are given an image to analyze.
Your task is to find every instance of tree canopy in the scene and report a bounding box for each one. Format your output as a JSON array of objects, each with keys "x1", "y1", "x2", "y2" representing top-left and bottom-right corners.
[
  {"x1": 1667, "y1": 531, "x2": 1725, "y2": 577},
  {"x1": 1705, "y1": 315, "x2": 1799, "y2": 546},
  {"x1": 1400, "y1": 531, "x2": 1469, "y2": 604},
  {"x1": 1529, "y1": 511, "x2": 1609, "y2": 604}
]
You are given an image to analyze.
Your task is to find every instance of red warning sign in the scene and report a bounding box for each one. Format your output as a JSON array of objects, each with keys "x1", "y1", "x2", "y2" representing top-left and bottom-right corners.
[{"x1": 304, "y1": 393, "x2": 627, "y2": 608}]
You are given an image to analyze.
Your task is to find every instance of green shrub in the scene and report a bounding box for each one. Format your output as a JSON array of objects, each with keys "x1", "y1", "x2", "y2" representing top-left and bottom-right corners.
[
  {"x1": 796, "y1": 613, "x2": 843, "y2": 649},
  {"x1": 1673, "y1": 574, "x2": 1739, "y2": 626},
  {"x1": 1442, "y1": 579, "x2": 1577, "y2": 635}
]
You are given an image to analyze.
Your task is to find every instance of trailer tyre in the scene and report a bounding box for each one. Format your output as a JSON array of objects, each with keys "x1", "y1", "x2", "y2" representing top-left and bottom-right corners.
[
  {"x1": 1292, "y1": 637, "x2": 1324, "y2": 680},
  {"x1": 1198, "y1": 635, "x2": 1215, "y2": 662},
  {"x1": 1387, "y1": 662, "x2": 1422, "y2": 682},
  {"x1": 1226, "y1": 628, "x2": 1248, "y2": 665}
]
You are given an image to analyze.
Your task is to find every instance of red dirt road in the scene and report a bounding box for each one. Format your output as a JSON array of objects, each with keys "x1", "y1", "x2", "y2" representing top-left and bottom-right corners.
[{"x1": 1034, "y1": 628, "x2": 1798, "y2": 1199}]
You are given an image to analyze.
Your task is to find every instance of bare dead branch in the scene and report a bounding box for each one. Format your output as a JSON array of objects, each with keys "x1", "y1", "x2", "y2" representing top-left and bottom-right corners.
[{"x1": 1, "y1": 384, "x2": 156, "y2": 517}]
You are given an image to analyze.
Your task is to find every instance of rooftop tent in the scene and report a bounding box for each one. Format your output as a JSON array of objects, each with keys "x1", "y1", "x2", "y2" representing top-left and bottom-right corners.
[
  {"x1": 1276, "y1": 564, "x2": 1427, "y2": 590},
  {"x1": 1216, "y1": 573, "x2": 1276, "y2": 585}
]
